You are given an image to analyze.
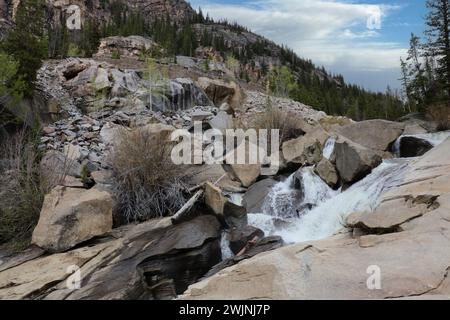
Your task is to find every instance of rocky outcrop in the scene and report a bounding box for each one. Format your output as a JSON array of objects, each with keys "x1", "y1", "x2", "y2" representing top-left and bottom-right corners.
[
  {"x1": 95, "y1": 36, "x2": 162, "y2": 59},
  {"x1": 282, "y1": 127, "x2": 329, "y2": 166},
  {"x1": 37, "y1": 58, "x2": 212, "y2": 116},
  {"x1": 202, "y1": 236, "x2": 284, "y2": 279},
  {"x1": 0, "y1": 215, "x2": 221, "y2": 300},
  {"x1": 237, "y1": 90, "x2": 326, "y2": 124},
  {"x1": 398, "y1": 113, "x2": 437, "y2": 134},
  {"x1": 181, "y1": 139, "x2": 450, "y2": 300},
  {"x1": 243, "y1": 178, "x2": 277, "y2": 213},
  {"x1": 334, "y1": 138, "x2": 382, "y2": 184},
  {"x1": 32, "y1": 186, "x2": 113, "y2": 252},
  {"x1": 335, "y1": 119, "x2": 405, "y2": 152},
  {"x1": 396, "y1": 136, "x2": 433, "y2": 158},
  {"x1": 229, "y1": 226, "x2": 264, "y2": 255},
  {"x1": 315, "y1": 157, "x2": 339, "y2": 188},
  {"x1": 196, "y1": 77, "x2": 243, "y2": 109}
]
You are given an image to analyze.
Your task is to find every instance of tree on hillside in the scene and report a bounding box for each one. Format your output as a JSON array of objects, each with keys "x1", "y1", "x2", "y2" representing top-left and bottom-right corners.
[
  {"x1": 1, "y1": 0, "x2": 48, "y2": 96},
  {"x1": 406, "y1": 33, "x2": 428, "y2": 111},
  {"x1": 425, "y1": 0, "x2": 450, "y2": 98},
  {"x1": 399, "y1": 58, "x2": 412, "y2": 112},
  {"x1": 268, "y1": 66, "x2": 297, "y2": 98},
  {"x1": 0, "y1": 52, "x2": 26, "y2": 131}
]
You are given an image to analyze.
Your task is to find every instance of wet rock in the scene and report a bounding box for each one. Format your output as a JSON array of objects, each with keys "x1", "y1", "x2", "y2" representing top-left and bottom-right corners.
[
  {"x1": 51, "y1": 215, "x2": 220, "y2": 300},
  {"x1": 334, "y1": 139, "x2": 382, "y2": 185},
  {"x1": 229, "y1": 226, "x2": 265, "y2": 254},
  {"x1": 243, "y1": 178, "x2": 277, "y2": 213},
  {"x1": 223, "y1": 201, "x2": 247, "y2": 229},
  {"x1": 315, "y1": 157, "x2": 339, "y2": 188},
  {"x1": 397, "y1": 136, "x2": 433, "y2": 158},
  {"x1": 190, "y1": 236, "x2": 284, "y2": 281}
]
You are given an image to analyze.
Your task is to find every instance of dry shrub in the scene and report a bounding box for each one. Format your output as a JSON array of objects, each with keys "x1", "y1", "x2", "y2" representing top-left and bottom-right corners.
[
  {"x1": 250, "y1": 105, "x2": 306, "y2": 142},
  {"x1": 0, "y1": 130, "x2": 68, "y2": 251},
  {"x1": 109, "y1": 127, "x2": 190, "y2": 225},
  {"x1": 427, "y1": 103, "x2": 450, "y2": 131}
]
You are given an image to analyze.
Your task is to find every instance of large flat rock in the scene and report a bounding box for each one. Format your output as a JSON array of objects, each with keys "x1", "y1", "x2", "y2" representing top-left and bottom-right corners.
[{"x1": 335, "y1": 119, "x2": 404, "y2": 152}]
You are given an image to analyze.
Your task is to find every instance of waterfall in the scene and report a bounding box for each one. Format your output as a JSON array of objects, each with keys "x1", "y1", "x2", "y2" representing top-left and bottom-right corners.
[
  {"x1": 393, "y1": 130, "x2": 450, "y2": 156},
  {"x1": 220, "y1": 231, "x2": 234, "y2": 260},
  {"x1": 260, "y1": 167, "x2": 338, "y2": 223},
  {"x1": 249, "y1": 159, "x2": 410, "y2": 244},
  {"x1": 322, "y1": 137, "x2": 336, "y2": 160}
]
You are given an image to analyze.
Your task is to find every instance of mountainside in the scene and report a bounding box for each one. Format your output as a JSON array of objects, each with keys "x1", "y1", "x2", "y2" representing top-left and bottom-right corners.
[{"x1": 1, "y1": 0, "x2": 405, "y2": 121}]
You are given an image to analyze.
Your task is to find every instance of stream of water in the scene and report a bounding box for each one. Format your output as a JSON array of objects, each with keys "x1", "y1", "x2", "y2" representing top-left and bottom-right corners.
[
  {"x1": 249, "y1": 158, "x2": 410, "y2": 243},
  {"x1": 247, "y1": 136, "x2": 416, "y2": 244},
  {"x1": 227, "y1": 133, "x2": 448, "y2": 250}
]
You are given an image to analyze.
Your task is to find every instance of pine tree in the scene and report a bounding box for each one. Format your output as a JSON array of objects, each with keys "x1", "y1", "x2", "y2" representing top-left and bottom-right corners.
[
  {"x1": 399, "y1": 58, "x2": 413, "y2": 112},
  {"x1": 1, "y1": 0, "x2": 48, "y2": 96},
  {"x1": 425, "y1": 0, "x2": 450, "y2": 98},
  {"x1": 406, "y1": 33, "x2": 428, "y2": 111}
]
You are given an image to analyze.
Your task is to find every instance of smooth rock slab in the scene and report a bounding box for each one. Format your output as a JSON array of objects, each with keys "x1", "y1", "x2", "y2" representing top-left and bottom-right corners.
[
  {"x1": 336, "y1": 119, "x2": 404, "y2": 152},
  {"x1": 182, "y1": 230, "x2": 450, "y2": 300}
]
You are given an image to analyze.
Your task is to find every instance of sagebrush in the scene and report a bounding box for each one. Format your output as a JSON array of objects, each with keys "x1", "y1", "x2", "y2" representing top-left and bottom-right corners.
[
  {"x1": 250, "y1": 99, "x2": 307, "y2": 142},
  {"x1": 109, "y1": 127, "x2": 190, "y2": 225},
  {"x1": 0, "y1": 130, "x2": 67, "y2": 251}
]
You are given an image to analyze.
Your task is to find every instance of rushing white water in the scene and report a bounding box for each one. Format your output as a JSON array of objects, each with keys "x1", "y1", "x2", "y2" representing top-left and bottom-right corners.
[
  {"x1": 249, "y1": 159, "x2": 410, "y2": 244},
  {"x1": 220, "y1": 231, "x2": 234, "y2": 260},
  {"x1": 228, "y1": 193, "x2": 244, "y2": 206},
  {"x1": 393, "y1": 130, "x2": 450, "y2": 156},
  {"x1": 322, "y1": 137, "x2": 336, "y2": 160},
  {"x1": 262, "y1": 167, "x2": 338, "y2": 222}
]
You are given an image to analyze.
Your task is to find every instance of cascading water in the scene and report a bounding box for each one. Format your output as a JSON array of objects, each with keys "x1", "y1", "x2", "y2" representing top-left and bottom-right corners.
[
  {"x1": 393, "y1": 130, "x2": 450, "y2": 156},
  {"x1": 229, "y1": 133, "x2": 446, "y2": 250},
  {"x1": 322, "y1": 137, "x2": 336, "y2": 160},
  {"x1": 220, "y1": 231, "x2": 234, "y2": 260},
  {"x1": 249, "y1": 159, "x2": 410, "y2": 243}
]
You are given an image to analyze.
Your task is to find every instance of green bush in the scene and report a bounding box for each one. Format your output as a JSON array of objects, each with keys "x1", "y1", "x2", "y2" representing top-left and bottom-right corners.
[{"x1": 111, "y1": 49, "x2": 121, "y2": 60}]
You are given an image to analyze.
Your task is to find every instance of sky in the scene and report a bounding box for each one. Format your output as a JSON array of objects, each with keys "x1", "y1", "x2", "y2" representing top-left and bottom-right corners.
[{"x1": 189, "y1": 0, "x2": 428, "y2": 92}]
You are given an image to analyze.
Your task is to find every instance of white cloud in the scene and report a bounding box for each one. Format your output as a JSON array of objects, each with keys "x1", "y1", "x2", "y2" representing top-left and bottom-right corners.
[{"x1": 190, "y1": 0, "x2": 408, "y2": 90}]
